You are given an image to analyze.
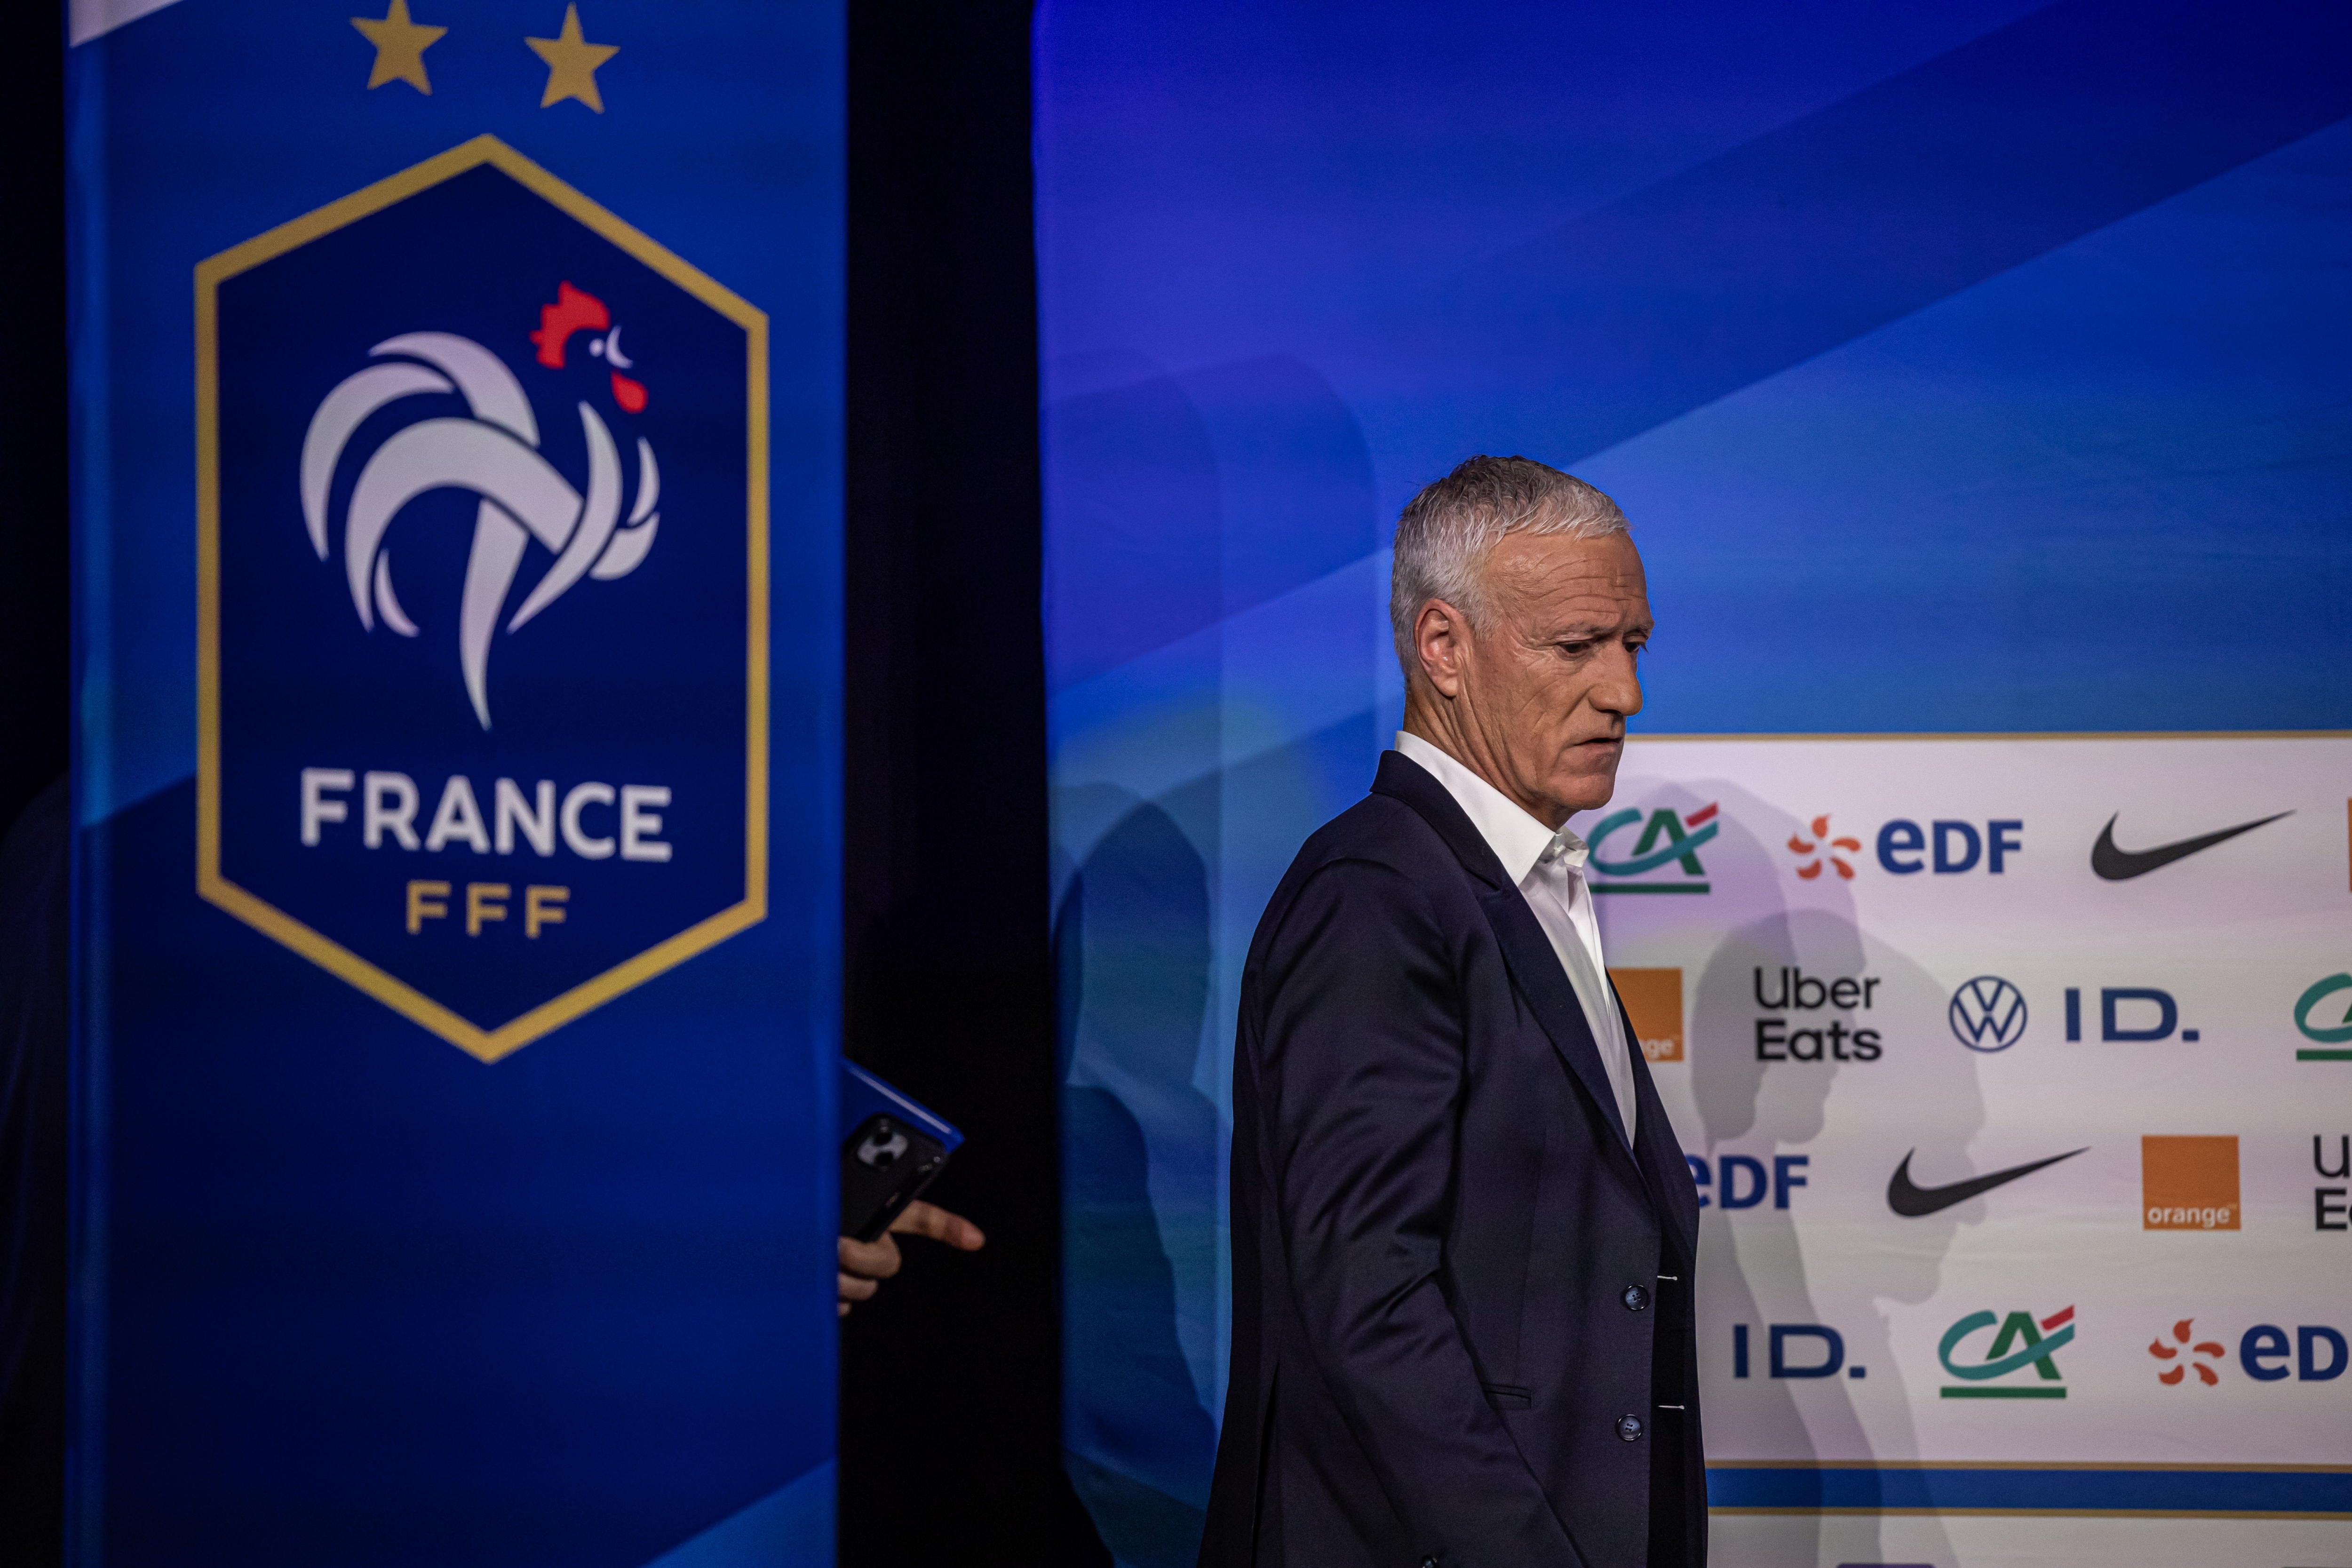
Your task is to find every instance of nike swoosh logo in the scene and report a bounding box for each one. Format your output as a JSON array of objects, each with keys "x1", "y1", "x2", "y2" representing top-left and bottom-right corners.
[
  {"x1": 1887, "y1": 1147, "x2": 2087, "y2": 1217},
  {"x1": 2090, "y1": 811, "x2": 2291, "y2": 881}
]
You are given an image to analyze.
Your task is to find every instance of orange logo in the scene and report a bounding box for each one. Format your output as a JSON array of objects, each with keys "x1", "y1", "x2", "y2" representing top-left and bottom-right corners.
[
  {"x1": 2141, "y1": 1135, "x2": 2240, "y2": 1231},
  {"x1": 1610, "y1": 968, "x2": 1683, "y2": 1062},
  {"x1": 1788, "y1": 815, "x2": 1861, "y2": 880},
  {"x1": 2148, "y1": 1318, "x2": 2225, "y2": 1385}
]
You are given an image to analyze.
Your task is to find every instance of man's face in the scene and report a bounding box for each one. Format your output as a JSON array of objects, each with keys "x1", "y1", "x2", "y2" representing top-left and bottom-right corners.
[{"x1": 1450, "y1": 530, "x2": 1650, "y2": 821}]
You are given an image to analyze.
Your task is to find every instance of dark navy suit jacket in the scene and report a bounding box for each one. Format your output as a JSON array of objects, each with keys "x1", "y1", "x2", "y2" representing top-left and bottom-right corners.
[{"x1": 1200, "y1": 752, "x2": 1705, "y2": 1568}]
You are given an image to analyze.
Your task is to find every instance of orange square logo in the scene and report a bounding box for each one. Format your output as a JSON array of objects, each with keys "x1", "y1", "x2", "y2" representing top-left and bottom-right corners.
[
  {"x1": 1611, "y1": 968, "x2": 1684, "y2": 1063},
  {"x1": 2141, "y1": 1136, "x2": 2240, "y2": 1231}
]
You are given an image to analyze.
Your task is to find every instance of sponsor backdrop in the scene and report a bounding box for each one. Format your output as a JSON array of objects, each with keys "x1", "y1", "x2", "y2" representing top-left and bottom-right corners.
[
  {"x1": 1036, "y1": 3, "x2": 2352, "y2": 1565},
  {"x1": 70, "y1": 3, "x2": 840, "y2": 1566}
]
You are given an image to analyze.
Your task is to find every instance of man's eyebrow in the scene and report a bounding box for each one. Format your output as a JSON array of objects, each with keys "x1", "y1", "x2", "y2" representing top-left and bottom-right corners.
[{"x1": 1546, "y1": 618, "x2": 1649, "y2": 640}]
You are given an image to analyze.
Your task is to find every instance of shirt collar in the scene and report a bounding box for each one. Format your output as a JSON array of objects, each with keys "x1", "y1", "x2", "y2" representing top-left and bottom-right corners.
[{"x1": 1392, "y1": 731, "x2": 1588, "y2": 886}]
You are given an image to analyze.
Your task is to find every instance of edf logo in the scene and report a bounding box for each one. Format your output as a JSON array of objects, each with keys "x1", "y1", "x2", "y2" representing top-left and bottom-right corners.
[
  {"x1": 1876, "y1": 819, "x2": 2023, "y2": 875},
  {"x1": 197, "y1": 137, "x2": 769, "y2": 1061},
  {"x1": 1784, "y1": 814, "x2": 2023, "y2": 881},
  {"x1": 1687, "y1": 1152, "x2": 1811, "y2": 1209}
]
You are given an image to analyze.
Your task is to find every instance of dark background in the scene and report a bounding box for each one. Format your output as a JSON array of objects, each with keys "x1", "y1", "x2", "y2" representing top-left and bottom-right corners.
[
  {"x1": 0, "y1": 1, "x2": 1082, "y2": 1563},
  {"x1": 0, "y1": 2, "x2": 67, "y2": 838},
  {"x1": 0, "y1": 3, "x2": 70, "y2": 1562},
  {"x1": 841, "y1": 1, "x2": 1095, "y2": 1561}
]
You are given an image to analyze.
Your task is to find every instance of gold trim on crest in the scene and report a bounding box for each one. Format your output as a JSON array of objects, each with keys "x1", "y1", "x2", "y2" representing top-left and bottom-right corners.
[{"x1": 195, "y1": 135, "x2": 770, "y2": 1064}]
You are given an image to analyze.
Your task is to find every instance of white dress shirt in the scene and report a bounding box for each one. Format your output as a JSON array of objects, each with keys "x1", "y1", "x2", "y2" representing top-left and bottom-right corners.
[{"x1": 1392, "y1": 731, "x2": 1637, "y2": 1144}]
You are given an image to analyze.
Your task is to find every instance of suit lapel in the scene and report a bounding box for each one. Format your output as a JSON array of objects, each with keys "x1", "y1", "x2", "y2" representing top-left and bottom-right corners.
[
  {"x1": 1372, "y1": 751, "x2": 1637, "y2": 1162},
  {"x1": 1618, "y1": 992, "x2": 1700, "y2": 1261},
  {"x1": 1476, "y1": 886, "x2": 1635, "y2": 1157}
]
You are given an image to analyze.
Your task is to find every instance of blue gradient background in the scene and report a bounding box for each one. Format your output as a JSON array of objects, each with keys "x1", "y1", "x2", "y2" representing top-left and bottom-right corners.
[
  {"x1": 69, "y1": 3, "x2": 842, "y2": 1565},
  {"x1": 1036, "y1": 1, "x2": 2352, "y2": 1559}
]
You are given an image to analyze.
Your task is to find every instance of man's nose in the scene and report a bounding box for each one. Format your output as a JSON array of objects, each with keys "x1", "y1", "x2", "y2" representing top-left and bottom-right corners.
[{"x1": 1590, "y1": 645, "x2": 1643, "y2": 717}]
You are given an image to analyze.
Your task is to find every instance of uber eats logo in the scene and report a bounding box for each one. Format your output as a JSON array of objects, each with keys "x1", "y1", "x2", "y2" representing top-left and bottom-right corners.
[
  {"x1": 197, "y1": 137, "x2": 769, "y2": 1062},
  {"x1": 2317, "y1": 1134, "x2": 2350, "y2": 1233},
  {"x1": 1752, "y1": 967, "x2": 1883, "y2": 1062}
]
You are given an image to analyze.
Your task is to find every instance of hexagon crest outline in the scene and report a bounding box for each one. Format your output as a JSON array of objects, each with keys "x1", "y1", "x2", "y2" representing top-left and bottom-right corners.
[{"x1": 194, "y1": 135, "x2": 769, "y2": 1063}]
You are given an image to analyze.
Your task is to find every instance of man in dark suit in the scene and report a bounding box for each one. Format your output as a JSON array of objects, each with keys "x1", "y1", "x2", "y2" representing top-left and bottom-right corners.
[{"x1": 1200, "y1": 456, "x2": 1703, "y2": 1568}]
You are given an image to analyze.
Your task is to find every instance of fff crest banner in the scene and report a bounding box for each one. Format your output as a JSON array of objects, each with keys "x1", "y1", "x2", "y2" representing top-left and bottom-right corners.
[
  {"x1": 70, "y1": 5, "x2": 840, "y2": 1566},
  {"x1": 198, "y1": 137, "x2": 766, "y2": 1061}
]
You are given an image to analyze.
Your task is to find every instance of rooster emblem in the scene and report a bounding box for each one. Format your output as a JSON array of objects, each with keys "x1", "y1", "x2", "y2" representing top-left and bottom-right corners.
[{"x1": 299, "y1": 283, "x2": 660, "y2": 730}]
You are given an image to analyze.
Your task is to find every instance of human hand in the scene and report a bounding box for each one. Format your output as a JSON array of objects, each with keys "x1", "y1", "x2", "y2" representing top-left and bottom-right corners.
[{"x1": 837, "y1": 1200, "x2": 986, "y2": 1315}]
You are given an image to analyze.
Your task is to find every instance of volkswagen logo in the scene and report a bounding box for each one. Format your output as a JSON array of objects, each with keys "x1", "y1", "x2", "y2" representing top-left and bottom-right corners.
[{"x1": 1949, "y1": 976, "x2": 2028, "y2": 1051}]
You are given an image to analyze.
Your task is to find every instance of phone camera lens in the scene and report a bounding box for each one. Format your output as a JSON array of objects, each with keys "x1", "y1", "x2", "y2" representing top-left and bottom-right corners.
[{"x1": 855, "y1": 1117, "x2": 907, "y2": 1169}]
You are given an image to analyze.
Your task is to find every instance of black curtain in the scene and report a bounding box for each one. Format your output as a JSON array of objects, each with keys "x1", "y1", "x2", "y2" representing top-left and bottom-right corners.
[
  {"x1": 0, "y1": 0, "x2": 69, "y2": 839},
  {"x1": 842, "y1": 2, "x2": 1098, "y2": 1563},
  {"x1": 0, "y1": 4, "x2": 70, "y2": 1564}
]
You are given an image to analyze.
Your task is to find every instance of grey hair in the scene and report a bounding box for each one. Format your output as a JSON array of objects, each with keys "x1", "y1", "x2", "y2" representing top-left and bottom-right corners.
[{"x1": 1389, "y1": 454, "x2": 1629, "y2": 676}]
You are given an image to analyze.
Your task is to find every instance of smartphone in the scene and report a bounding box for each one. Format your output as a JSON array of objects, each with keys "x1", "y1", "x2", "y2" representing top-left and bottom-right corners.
[{"x1": 839, "y1": 1060, "x2": 963, "y2": 1242}]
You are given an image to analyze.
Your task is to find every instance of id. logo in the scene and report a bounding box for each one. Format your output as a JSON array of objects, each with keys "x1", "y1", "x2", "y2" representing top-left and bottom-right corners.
[{"x1": 197, "y1": 136, "x2": 769, "y2": 1061}]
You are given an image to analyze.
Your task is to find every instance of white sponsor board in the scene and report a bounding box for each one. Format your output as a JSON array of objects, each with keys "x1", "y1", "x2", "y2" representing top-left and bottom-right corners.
[{"x1": 1593, "y1": 735, "x2": 2351, "y2": 1565}]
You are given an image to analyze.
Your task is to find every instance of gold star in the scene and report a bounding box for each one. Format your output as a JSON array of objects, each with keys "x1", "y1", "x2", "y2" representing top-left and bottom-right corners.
[
  {"x1": 526, "y1": 4, "x2": 619, "y2": 113},
  {"x1": 350, "y1": 0, "x2": 445, "y2": 95}
]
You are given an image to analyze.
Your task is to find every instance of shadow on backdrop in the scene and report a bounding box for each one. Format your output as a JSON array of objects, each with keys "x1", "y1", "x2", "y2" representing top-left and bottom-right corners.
[
  {"x1": 1056, "y1": 797, "x2": 1221, "y2": 1568},
  {"x1": 1680, "y1": 787, "x2": 1981, "y2": 1567}
]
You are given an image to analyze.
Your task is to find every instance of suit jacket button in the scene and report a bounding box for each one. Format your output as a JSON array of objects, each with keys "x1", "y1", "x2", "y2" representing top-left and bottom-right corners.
[
  {"x1": 1617, "y1": 1413, "x2": 1644, "y2": 1441},
  {"x1": 1421, "y1": 1560, "x2": 1438, "y2": 1568},
  {"x1": 1621, "y1": 1284, "x2": 1650, "y2": 1312}
]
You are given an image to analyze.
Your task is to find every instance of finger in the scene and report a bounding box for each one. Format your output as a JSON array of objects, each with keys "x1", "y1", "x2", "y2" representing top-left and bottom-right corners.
[
  {"x1": 837, "y1": 1300, "x2": 850, "y2": 1317},
  {"x1": 837, "y1": 1233, "x2": 903, "y2": 1280},
  {"x1": 838, "y1": 1271, "x2": 880, "y2": 1304},
  {"x1": 890, "y1": 1201, "x2": 987, "y2": 1251},
  {"x1": 838, "y1": 1234, "x2": 900, "y2": 1278}
]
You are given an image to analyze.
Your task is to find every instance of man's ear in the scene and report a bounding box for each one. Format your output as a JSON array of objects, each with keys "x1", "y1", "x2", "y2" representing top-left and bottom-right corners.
[{"x1": 1414, "y1": 598, "x2": 1470, "y2": 699}]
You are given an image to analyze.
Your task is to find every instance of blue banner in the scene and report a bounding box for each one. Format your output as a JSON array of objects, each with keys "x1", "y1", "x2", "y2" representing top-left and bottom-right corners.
[
  {"x1": 1036, "y1": 2, "x2": 2352, "y2": 1564},
  {"x1": 70, "y1": 4, "x2": 840, "y2": 1564}
]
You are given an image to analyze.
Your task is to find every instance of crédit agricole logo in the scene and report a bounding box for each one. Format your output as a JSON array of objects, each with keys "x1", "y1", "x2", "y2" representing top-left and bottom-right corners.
[{"x1": 197, "y1": 137, "x2": 769, "y2": 1062}]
